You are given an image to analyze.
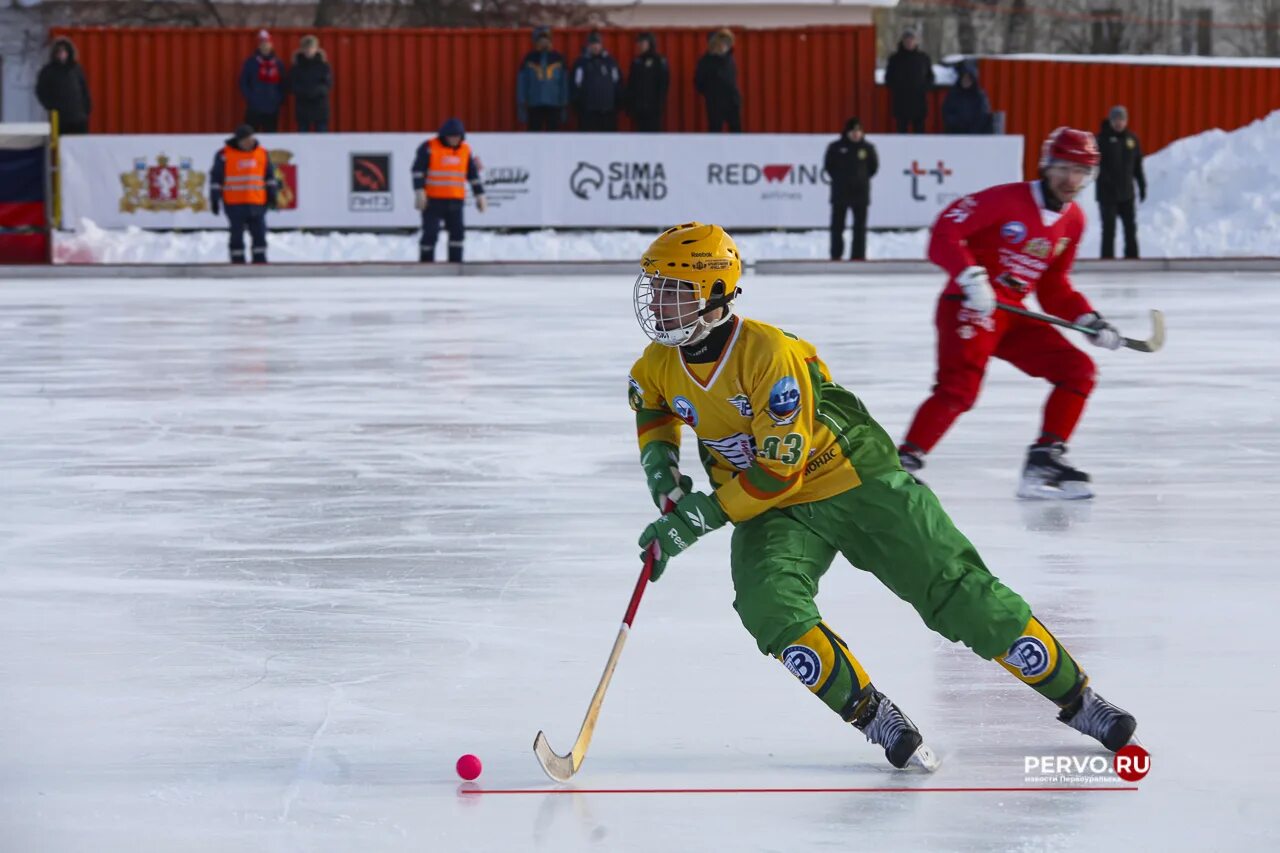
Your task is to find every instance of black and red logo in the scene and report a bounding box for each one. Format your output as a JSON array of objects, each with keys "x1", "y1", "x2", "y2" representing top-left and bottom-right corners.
[{"x1": 349, "y1": 153, "x2": 393, "y2": 211}]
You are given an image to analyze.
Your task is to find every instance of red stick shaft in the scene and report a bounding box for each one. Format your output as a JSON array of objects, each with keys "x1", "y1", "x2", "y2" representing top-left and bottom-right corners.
[{"x1": 621, "y1": 551, "x2": 652, "y2": 628}]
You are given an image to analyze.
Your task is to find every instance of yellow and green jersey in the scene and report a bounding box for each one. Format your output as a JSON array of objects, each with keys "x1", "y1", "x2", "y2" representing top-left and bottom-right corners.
[{"x1": 628, "y1": 316, "x2": 901, "y2": 524}]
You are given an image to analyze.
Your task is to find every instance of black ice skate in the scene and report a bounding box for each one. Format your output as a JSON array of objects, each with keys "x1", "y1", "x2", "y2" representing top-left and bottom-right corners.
[
  {"x1": 1017, "y1": 441, "x2": 1093, "y2": 500},
  {"x1": 1057, "y1": 687, "x2": 1137, "y2": 752},
  {"x1": 851, "y1": 688, "x2": 940, "y2": 771},
  {"x1": 898, "y1": 447, "x2": 927, "y2": 485}
]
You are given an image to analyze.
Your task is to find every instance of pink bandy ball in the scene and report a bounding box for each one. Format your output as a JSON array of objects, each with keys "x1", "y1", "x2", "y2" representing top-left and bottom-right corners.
[{"x1": 456, "y1": 753, "x2": 482, "y2": 781}]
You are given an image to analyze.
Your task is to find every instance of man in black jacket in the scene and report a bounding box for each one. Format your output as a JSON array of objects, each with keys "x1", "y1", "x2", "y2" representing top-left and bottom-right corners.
[
  {"x1": 36, "y1": 38, "x2": 91, "y2": 134},
  {"x1": 1096, "y1": 105, "x2": 1146, "y2": 259},
  {"x1": 884, "y1": 28, "x2": 933, "y2": 134},
  {"x1": 572, "y1": 31, "x2": 623, "y2": 132},
  {"x1": 626, "y1": 32, "x2": 669, "y2": 132},
  {"x1": 289, "y1": 35, "x2": 332, "y2": 132},
  {"x1": 695, "y1": 29, "x2": 741, "y2": 133},
  {"x1": 824, "y1": 118, "x2": 879, "y2": 260}
]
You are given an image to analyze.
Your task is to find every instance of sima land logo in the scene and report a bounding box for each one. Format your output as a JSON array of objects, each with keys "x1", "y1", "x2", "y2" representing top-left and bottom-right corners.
[{"x1": 570, "y1": 161, "x2": 667, "y2": 200}]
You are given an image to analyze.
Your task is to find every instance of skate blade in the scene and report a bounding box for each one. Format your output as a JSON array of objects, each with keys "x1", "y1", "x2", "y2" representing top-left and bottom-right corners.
[
  {"x1": 1016, "y1": 480, "x2": 1093, "y2": 501},
  {"x1": 906, "y1": 743, "x2": 941, "y2": 772}
]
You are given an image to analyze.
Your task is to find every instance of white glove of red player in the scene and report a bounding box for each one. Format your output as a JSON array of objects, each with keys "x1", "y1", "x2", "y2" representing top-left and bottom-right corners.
[
  {"x1": 1076, "y1": 313, "x2": 1123, "y2": 350},
  {"x1": 957, "y1": 266, "x2": 996, "y2": 318}
]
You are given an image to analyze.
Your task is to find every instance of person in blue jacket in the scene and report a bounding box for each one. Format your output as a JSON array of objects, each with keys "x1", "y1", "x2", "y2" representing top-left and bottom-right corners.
[
  {"x1": 240, "y1": 30, "x2": 287, "y2": 132},
  {"x1": 941, "y1": 60, "x2": 993, "y2": 135},
  {"x1": 517, "y1": 27, "x2": 570, "y2": 131}
]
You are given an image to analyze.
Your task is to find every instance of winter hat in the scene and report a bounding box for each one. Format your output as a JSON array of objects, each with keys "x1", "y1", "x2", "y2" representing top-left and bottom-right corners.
[
  {"x1": 1109, "y1": 105, "x2": 1128, "y2": 122},
  {"x1": 257, "y1": 29, "x2": 271, "y2": 42},
  {"x1": 844, "y1": 117, "x2": 863, "y2": 133},
  {"x1": 300, "y1": 35, "x2": 319, "y2": 50},
  {"x1": 901, "y1": 27, "x2": 918, "y2": 40},
  {"x1": 438, "y1": 117, "x2": 466, "y2": 138},
  {"x1": 586, "y1": 30, "x2": 603, "y2": 45},
  {"x1": 233, "y1": 124, "x2": 255, "y2": 141},
  {"x1": 532, "y1": 26, "x2": 550, "y2": 43}
]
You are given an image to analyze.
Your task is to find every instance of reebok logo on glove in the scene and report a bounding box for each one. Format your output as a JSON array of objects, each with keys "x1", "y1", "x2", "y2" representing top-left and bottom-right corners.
[
  {"x1": 666, "y1": 527, "x2": 688, "y2": 550},
  {"x1": 684, "y1": 507, "x2": 708, "y2": 531}
]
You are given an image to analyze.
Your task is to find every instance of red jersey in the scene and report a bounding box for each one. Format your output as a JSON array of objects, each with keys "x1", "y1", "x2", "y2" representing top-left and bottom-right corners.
[{"x1": 929, "y1": 181, "x2": 1093, "y2": 321}]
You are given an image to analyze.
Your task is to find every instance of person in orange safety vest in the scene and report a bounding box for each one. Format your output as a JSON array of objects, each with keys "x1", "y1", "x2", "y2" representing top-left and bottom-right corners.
[
  {"x1": 411, "y1": 118, "x2": 487, "y2": 262},
  {"x1": 210, "y1": 124, "x2": 279, "y2": 264}
]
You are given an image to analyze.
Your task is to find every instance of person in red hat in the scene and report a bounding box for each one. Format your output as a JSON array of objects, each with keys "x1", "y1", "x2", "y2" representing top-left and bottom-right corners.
[
  {"x1": 239, "y1": 29, "x2": 287, "y2": 132},
  {"x1": 897, "y1": 127, "x2": 1126, "y2": 500}
]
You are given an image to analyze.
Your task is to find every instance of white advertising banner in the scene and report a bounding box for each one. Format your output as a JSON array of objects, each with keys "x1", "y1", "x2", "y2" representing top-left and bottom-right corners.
[{"x1": 61, "y1": 133, "x2": 1024, "y2": 231}]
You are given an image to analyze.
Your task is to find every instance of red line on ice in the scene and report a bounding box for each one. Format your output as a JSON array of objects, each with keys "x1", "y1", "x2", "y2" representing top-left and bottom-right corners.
[{"x1": 461, "y1": 786, "x2": 1139, "y2": 795}]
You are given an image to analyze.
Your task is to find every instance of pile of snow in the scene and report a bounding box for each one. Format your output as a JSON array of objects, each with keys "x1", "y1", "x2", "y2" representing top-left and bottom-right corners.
[
  {"x1": 53, "y1": 219, "x2": 930, "y2": 264},
  {"x1": 52, "y1": 110, "x2": 1280, "y2": 264}
]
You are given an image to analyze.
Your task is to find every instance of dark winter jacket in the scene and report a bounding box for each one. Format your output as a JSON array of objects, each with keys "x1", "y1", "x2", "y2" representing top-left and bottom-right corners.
[
  {"x1": 572, "y1": 49, "x2": 623, "y2": 114},
  {"x1": 1095, "y1": 120, "x2": 1147, "y2": 204},
  {"x1": 239, "y1": 51, "x2": 287, "y2": 115},
  {"x1": 36, "y1": 38, "x2": 91, "y2": 125},
  {"x1": 517, "y1": 49, "x2": 570, "y2": 112},
  {"x1": 884, "y1": 41, "x2": 934, "y2": 119},
  {"x1": 824, "y1": 121, "x2": 880, "y2": 205},
  {"x1": 941, "y1": 62, "x2": 993, "y2": 134},
  {"x1": 626, "y1": 38, "x2": 669, "y2": 116},
  {"x1": 289, "y1": 50, "x2": 332, "y2": 123},
  {"x1": 694, "y1": 50, "x2": 741, "y2": 109}
]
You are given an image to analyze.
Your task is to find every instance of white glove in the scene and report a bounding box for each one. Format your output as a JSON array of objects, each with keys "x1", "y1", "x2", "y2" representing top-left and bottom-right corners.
[
  {"x1": 414, "y1": 189, "x2": 427, "y2": 211},
  {"x1": 476, "y1": 195, "x2": 488, "y2": 213},
  {"x1": 1076, "y1": 313, "x2": 1123, "y2": 350},
  {"x1": 957, "y1": 266, "x2": 996, "y2": 318}
]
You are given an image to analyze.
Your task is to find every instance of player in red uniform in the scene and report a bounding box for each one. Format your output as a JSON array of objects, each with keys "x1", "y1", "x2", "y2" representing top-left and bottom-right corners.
[{"x1": 898, "y1": 127, "x2": 1124, "y2": 499}]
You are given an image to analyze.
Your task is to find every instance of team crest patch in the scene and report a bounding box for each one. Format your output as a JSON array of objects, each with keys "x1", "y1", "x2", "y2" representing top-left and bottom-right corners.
[
  {"x1": 1001, "y1": 221, "x2": 1027, "y2": 244},
  {"x1": 672, "y1": 395, "x2": 698, "y2": 427},
  {"x1": 1024, "y1": 237, "x2": 1051, "y2": 259},
  {"x1": 957, "y1": 324, "x2": 975, "y2": 340},
  {"x1": 782, "y1": 645, "x2": 822, "y2": 687},
  {"x1": 727, "y1": 394, "x2": 753, "y2": 417},
  {"x1": 1004, "y1": 636, "x2": 1050, "y2": 678},
  {"x1": 701, "y1": 433, "x2": 757, "y2": 470},
  {"x1": 767, "y1": 376, "x2": 801, "y2": 426}
]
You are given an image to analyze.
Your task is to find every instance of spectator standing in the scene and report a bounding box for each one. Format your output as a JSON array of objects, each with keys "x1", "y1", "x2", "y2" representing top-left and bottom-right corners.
[
  {"x1": 941, "y1": 60, "x2": 993, "y2": 134},
  {"x1": 289, "y1": 35, "x2": 332, "y2": 132},
  {"x1": 517, "y1": 27, "x2": 570, "y2": 131},
  {"x1": 572, "y1": 31, "x2": 623, "y2": 132},
  {"x1": 1095, "y1": 105, "x2": 1146, "y2": 259},
  {"x1": 412, "y1": 118, "x2": 487, "y2": 263},
  {"x1": 209, "y1": 124, "x2": 278, "y2": 264},
  {"x1": 884, "y1": 28, "x2": 934, "y2": 134},
  {"x1": 36, "y1": 38, "x2": 91, "y2": 134},
  {"x1": 695, "y1": 29, "x2": 741, "y2": 133},
  {"x1": 824, "y1": 118, "x2": 879, "y2": 261},
  {"x1": 626, "y1": 32, "x2": 669, "y2": 132},
  {"x1": 239, "y1": 30, "x2": 287, "y2": 132}
]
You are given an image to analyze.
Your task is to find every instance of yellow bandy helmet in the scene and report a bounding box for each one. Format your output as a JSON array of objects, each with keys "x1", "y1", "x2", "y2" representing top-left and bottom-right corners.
[{"x1": 634, "y1": 222, "x2": 743, "y2": 347}]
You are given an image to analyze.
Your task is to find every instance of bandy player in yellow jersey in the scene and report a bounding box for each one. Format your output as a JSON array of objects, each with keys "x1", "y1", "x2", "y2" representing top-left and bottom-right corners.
[{"x1": 627, "y1": 223, "x2": 1137, "y2": 769}]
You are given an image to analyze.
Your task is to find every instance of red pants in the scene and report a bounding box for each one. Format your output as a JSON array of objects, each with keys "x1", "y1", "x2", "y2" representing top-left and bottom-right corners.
[{"x1": 903, "y1": 297, "x2": 1097, "y2": 454}]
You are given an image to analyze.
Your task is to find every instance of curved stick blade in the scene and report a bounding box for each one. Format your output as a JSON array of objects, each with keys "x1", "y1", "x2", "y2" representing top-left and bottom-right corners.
[
  {"x1": 1125, "y1": 309, "x2": 1166, "y2": 353},
  {"x1": 533, "y1": 731, "x2": 577, "y2": 782}
]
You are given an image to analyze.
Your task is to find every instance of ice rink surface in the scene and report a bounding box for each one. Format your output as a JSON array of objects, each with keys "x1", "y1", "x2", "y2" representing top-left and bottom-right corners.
[{"x1": 2, "y1": 271, "x2": 1278, "y2": 852}]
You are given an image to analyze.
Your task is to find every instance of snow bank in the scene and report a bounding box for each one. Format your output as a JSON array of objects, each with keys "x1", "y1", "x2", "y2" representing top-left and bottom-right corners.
[{"x1": 52, "y1": 111, "x2": 1280, "y2": 263}]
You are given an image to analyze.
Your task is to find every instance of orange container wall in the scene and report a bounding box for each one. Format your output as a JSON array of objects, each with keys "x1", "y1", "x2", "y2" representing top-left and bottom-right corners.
[
  {"x1": 52, "y1": 26, "x2": 877, "y2": 135},
  {"x1": 974, "y1": 58, "x2": 1280, "y2": 179}
]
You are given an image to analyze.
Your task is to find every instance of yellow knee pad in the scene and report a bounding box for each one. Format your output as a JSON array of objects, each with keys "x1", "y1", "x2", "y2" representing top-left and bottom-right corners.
[{"x1": 776, "y1": 622, "x2": 872, "y2": 719}]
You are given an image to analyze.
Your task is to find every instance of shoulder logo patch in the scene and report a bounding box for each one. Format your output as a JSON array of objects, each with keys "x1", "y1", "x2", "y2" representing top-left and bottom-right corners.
[
  {"x1": 767, "y1": 376, "x2": 801, "y2": 426},
  {"x1": 672, "y1": 395, "x2": 698, "y2": 427},
  {"x1": 727, "y1": 394, "x2": 753, "y2": 418}
]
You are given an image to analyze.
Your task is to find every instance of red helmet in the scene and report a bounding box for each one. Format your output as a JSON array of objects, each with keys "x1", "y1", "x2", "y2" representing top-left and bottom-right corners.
[{"x1": 1040, "y1": 127, "x2": 1100, "y2": 171}]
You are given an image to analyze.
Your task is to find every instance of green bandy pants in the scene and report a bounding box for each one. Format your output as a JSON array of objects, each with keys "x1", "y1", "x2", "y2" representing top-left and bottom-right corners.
[{"x1": 730, "y1": 471, "x2": 1031, "y2": 660}]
